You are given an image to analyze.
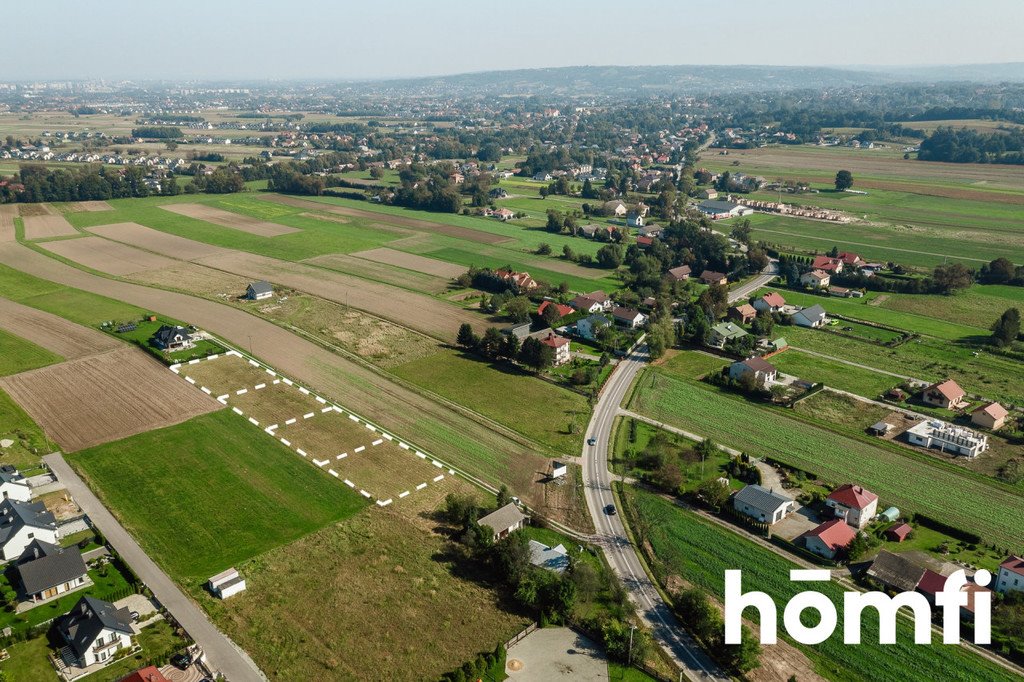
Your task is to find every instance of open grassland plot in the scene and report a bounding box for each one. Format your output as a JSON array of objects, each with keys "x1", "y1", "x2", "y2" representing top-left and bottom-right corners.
[
  {"x1": 0, "y1": 346, "x2": 220, "y2": 452},
  {"x1": 39, "y1": 235, "x2": 178, "y2": 275},
  {"x1": 782, "y1": 326, "x2": 1024, "y2": 406},
  {"x1": 197, "y1": 510, "x2": 528, "y2": 681},
  {"x1": 769, "y1": 350, "x2": 897, "y2": 397},
  {"x1": 0, "y1": 387, "x2": 52, "y2": 470},
  {"x1": 159, "y1": 202, "x2": 301, "y2": 237},
  {"x1": 0, "y1": 327, "x2": 62, "y2": 376},
  {"x1": 894, "y1": 118, "x2": 1024, "y2": 134},
  {"x1": 61, "y1": 200, "x2": 114, "y2": 213},
  {"x1": 129, "y1": 261, "x2": 253, "y2": 299},
  {"x1": 874, "y1": 285, "x2": 1024, "y2": 331},
  {"x1": 629, "y1": 365, "x2": 1024, "y2": 549},
  {"x1": 393, "y1": 349, "x2": 590, "y2": 455},
  {"x1": 178, "y1": 351, "x2": 277, "y2": 396},
  {"x1": 0, "y1": 296, "x2": 120, "y2": 359},
  {"x1": 72, "y1": 409, "x2": 366, "y2": 582},
  {"x1": 303, "y1": 251, "x2": 454, "y2": 294},
  {"x1": 621, "y1": 487, "x2": 1020, "y2": 682}
]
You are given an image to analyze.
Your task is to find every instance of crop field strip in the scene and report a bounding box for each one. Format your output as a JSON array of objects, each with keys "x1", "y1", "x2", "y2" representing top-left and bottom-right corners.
[
  {"x1": 0, "y1": 205, "x2": 15, "y2": 242},
  {"x1": 174, "y1": 351, "x2": 463, "y2": 508},
  {"x1": 20, "y1": 203, "x2": 77, "y2": 240},
  {"x1": 159, "y1": 202, "x2": 300, "y2": 237},
  {"x1": 39, "y1": 235, "x2": 178, "y2": 276},
  {"x1": 0, "y1": 296, "x2": 121, "y2": 359}
]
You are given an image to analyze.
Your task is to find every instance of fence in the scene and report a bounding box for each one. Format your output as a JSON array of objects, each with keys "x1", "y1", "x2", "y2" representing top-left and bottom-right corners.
[{"x1": 504, "y1": 622, "x2": 538, "y2": 650}]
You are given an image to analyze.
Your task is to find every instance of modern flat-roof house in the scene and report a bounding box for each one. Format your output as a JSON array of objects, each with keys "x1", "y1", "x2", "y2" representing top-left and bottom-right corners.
[
  {"x1": 804, "y1": 519, "x2": 857, "y2": 560},
  {"x1": 539, "y1": 332, "x2": 571, "y2": 366},
  {"x1": 0, "y1": 499, "x2": 59, "y2": 562},
  {"x1": 0, "y1": 465, "x2": 32, "y2": 503},
  {"x1": 667, "y1": 265, "x2": 692, "y2": 281},
  {"x1": 709, "y1": 322, "x2": 749, "y2": 349},
  {"x1": 246, "y1": 280, "x2": 273, "y2": 301},
  {"x1": 920, "y1": 379, "x2": 967, "y2": 410},
  {"x1": 996, "y1": 556, "x2": 1024, "y2": 596},
  {"x1": 208, "y1": 567, "x2": 247, "y2": 599},
  {"x1": 16, "y1": 541, "x2": 88, "y2": 603},
  {"x1": 905, "y1": 420, "x2": 988, "y2": 458},
  {"x1": 733, "y1": 485, "x2": 795, "y2": 525},
  {"x1": 55, "y1": 596, "x2": 135, "y2": 668},
  {"x1": 800, "y1": 269, "x2": 831, "y2": 289},
  {"x1": 825, "y1": 484, "x2": 879, "y2": 529},
  {"x1": 728, "y1": 303, "x2": 757, "y2": 325},
  {"x1": 728, "y1": 357, "x2": 777, "y2": 385},
  {"x1": 699, "y1": 270, "x2": 728, "y2": 286},
  {"x1": 696, "y1": 200, "x2": 753, "y2": 219},
  {"x1": 151, "y1": 324, "x2": 195, "y2": 352},
  {"x1": 528, "y1": 540, "x2": 570, "y2": 574},
  {"x1": 971, "y1": 402, "x2": 1008, "y2": 430},
  {"x1": 611, "y1": 307, "x2": 646, "y2": 329},
  {"x1": 478, "y1": 502, "x2": 526, "y2": 542},
  {"x1": 792, "y1": 304, "x2": 827, "y2": 328},
  {"x1": 752, "y1": 291, "x2": 786, "y2": 314}
]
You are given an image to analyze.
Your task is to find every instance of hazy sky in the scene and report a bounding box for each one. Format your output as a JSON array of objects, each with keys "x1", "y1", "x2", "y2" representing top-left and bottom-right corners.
[{"x1": 10, "y1": 1, "x2": 1024, "y2": 81}]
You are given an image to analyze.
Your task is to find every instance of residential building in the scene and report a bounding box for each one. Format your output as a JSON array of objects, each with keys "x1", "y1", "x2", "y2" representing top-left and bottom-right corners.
[
  {"x1": 496, "y1": 269, "x2": 538, "y2": 293},
  {"x1": 905, "y1": 420, "x2": 988, "y2": 458},
  {"x1": 528, "y1": 540, "x2": 569, "y2": 574},
  {"x1": 478, "y1": 502, "x2": 526, "y2": 542},
  {"x1": 667, "y1": 265, "x2": 691, "y2": 281},
  {"x1": 709, "y1": 322, "x2": 749, "y2": 349},
  {"x1": 611, "y1": 307, "x2": 646, "y2": 329},
  {"x1": 502, "y1": 323, "x2": 532, "y2": 341},
  {"x1": 0, "y1": 498, "x2": 59, "y2": 562},
  {"x1": 811, "y1": 255, "x2": 844, "y2": 273},
  {"x1": 920, "y1": 379, "x2": 967, "y2": 410},
  {"x1": 800, "y1": 269, "x2": 831, "y2": 288},
  {"x1": 533, "y1": 172, "x2": 552, "y2": 182},
  {"x1": 792, "y1": 304, "x2": 827, "y2": 328},
  {"x1": 916, "y1": 569, "x2": 991, "y2": 621},
  {"x1": 699, "y1": 270, "x2": 728, "y2": 287},
  {"x1": 971, "y1": 402, "x2": 1008, "y2": 430},
  {"x1": 636, "y1": 236, "x2": 655, "y2": 249},
  {"x1": 732, "y1": 485, "x2": 795, "y2": 524},
  {"x1": 825, "y1": 484, "x2": 879, "y2": 529},
  {"x1": 16, "y1": 541, "x2": 88, "y2": 603},
  {"x1": 696, "y1": 200, "x2": 753, "y2": 219},
  {"x1": 626, "y1": 212, "x2": 644, "y2": 228},
  {"x1": 246, "y1": 280, "x2": 273, "y2": 301},
  {"x1": 804, "y1": 519, "x2": 857, "y2": 560},
  {"x1": 151, "y1": 325, "x2": 195, "y2": 352},
  {"x1": 493, "y1": 208, "x2": 516, "y2": 221},
  {"x1": 866, "y1": 550, "x2": 926, "y2": 593},
  {"x1": 752, "y1": 292, "x2": 786, "y2": 313},
  {"x1": 576, "y1": 314, "x2": 612, "y2": 341},
  {"x1": 699, "y1": 188, "x2": 718, "y2": 200},
  {"x1": 208, "y1": 567, "x2": 247, "y2": 599},
  {"x1": 539, "y1": 333, "x2": 571, "y2": 366},
  {"x1": 995, "y1": 556, "x2": 1024, "y2": 595},
  {"x1": 0, "y1": 465, "x2": 32, "y2": 502},
  {"x1": 570, "y1": 295, "x2": 605, "y2": 314},
  {"x1": 602, "y1": 200, "x2": 627, "y2": 217},
  {"x1": 638, "y1": 224, "x2": 663, "y2": 238},
  {"x1": 838, "y1": 252, "x2": 862, "y2": 268},
  {"x1": 728, "y1": 303, "x2": 757, "y2": 325},
  {"x1": 55, "y1": 596, "x2": 135, "y2": 668},
  {"x1": 728, "y1": 357, "x2": 777, "y2": 385},
  {"x1": 118, "y1": 666, "x2": 171, "y2": 682},
  {"x1": 537, "y1": 301, "x2": 573, "y2": 320}
]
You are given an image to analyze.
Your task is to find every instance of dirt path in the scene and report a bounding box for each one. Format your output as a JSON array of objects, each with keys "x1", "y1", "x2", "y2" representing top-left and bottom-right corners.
[{"x1": 0, "y1": 297, "x2": 121, "y2": 358}]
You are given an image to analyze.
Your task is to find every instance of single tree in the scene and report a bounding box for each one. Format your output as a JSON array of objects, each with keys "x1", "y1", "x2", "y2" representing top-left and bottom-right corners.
[
  {"x1": 932, "y1": 262, "x2": 974, "y2": 295},
  {"x1": 456, "y1": 323, "x2": 478, "y2": 349},
  {"x1": 991, "y1": 307, "x2": 1021, "y2": 347},
  {"x1": 834, "y1": 170, "x2": 854, "y2": 191}
]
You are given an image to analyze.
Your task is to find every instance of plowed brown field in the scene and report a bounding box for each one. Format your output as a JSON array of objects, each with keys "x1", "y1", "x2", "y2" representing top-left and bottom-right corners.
[
  {"x1": 0, "y1": 205, "x2": 15, "y2": 242},
  {"x1": 40, "y1": 236, "x2": 177, "y2": 275},
  {"x1": 349, "y1": 247, "x2": 465, "y2": 278},
  {"x1": 89, "y1": 222, "x2": 231, "y2": 260},
  {"x1": 21, "y1": 204, "x2": 77, "y2": 239},
  {"x1": 0, "y1": 298, "x2": 120, "y2": 359}
]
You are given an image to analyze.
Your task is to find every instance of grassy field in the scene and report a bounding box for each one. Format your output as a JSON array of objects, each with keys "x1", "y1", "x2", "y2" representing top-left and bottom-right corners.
[
  {"x1": 769, "y1": 350, "x2": 897, "y2": 397},
  {"x1": 0, "y1": 262, "x2": 145, "y2": 326},
  {"x1": 0, "y1": 327, "x2": 63, "y2": 376},
  {"x1": 71, "y1": 409, "x2": 367, "y2": 582},
  {"x1": 196, "y1": 510, "x2": 529, "y2": 681},
  {"x1": 621, "y1": 487, "x2": 1019, "y2": 682},
  {"x1": 0, "y1": 386, "x2": 52, "y2": 470},
  {"x1": 629, "y1": 355, "x2": 1024, "y2": 548},
  {"x1": 392, "y1": 348, "x2": 590, "y2": 455},
  {"x1": 873, "y1": 285, "x2": 1024, "y2": 331}
]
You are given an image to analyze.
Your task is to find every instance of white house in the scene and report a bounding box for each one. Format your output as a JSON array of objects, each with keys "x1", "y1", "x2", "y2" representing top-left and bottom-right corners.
[
  {"x1": 905, "y1": 420, "x2": 988, "y2": 458},
  {"x1": 0, "y1": 465, "x2": 32, "y2": 502},
  {"x1": 478, "y1": 502, "x2": 526, "y2": 542},
  {"x1": 246, "y1": 281, "x2": 273, "y2": 301},
  {"x1": 996, "y1": 556, "x2": 1024, "y2": 595},
  {"x1": 539, "y1": 333, "x2": 571, "y2": 366},
  {"x1": 611, "y1": 307, "x2": 646, "y2": 329},
  {"x1": 208, "y1": 567, "x2": 247, "y2": 599},
  {"x1": 733, "y1": 485, "x2": 795, "y2": 525},
  {"x1": 55, "y1": 596, "x2": 135, "y2": 668},
  {"x1": 825, "y1": 484, "x2": 879, "y2": 529},
  {"x1": 800, "y1": 269, "x2": 831, "y2": 289},
  {"x1": 576, "y1": 314, "x2": 612, "y2": 341},
  {"x1": 728, "y1": 357, "x2": 777, "y2": 385},
  {"x1": 626, "y1": 212, "x2": 644, "y2": 228},
  {"x1": 0, "y1": 499, "x2": 59, "y2": 562},
  {"x1": 752, "y1": 292, "x2": 786, "y2": 314},
  {"x1": 792, "y1": 304, "x2": 827, "y2": 328}
]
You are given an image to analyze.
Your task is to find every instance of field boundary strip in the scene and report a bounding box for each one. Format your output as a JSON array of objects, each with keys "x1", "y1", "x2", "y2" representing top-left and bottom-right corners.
[{"x1": 170, "y1": 350, "x2": 458, "y2": 508}]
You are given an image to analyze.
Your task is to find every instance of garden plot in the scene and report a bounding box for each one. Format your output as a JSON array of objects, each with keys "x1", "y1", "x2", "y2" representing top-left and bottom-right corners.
[
  {"x1": 172, "y1": 351, "x2": 464, "y2": 508},
  {"x1": 65, "y1": 200, "x2": 113, "y2": 212}
]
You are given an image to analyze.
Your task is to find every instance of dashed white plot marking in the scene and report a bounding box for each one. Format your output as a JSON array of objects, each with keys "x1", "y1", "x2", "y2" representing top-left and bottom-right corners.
[
  {"x1": 248, "y1": 417, "x2": 259, "y2": 426},
  {"x1": 365, "y1": 424, "x2": 376, "y2": 432},
  {"x1": 343, "y1": 479, "x2": 355, "y2": 488},
  {"x1": 280, "y1": 438, "x2": 291, "y2": 447},
  {"x1": 431, "y1": 460, "x2": 442, "y2": 468},
  {"x1": 399, "y1": 442, "x2": 409, "y2": 450},
  {"x1": 416, "y1": 483, "x2": 427, "y2": 491},
  {"x1": 315, "y1": 396, "x2": 326, "y2": 404},
  {"x1": 303, "y1": 412, "x2": 315, "y2": 420},
  {"x1": 248, "y1": 359, "x2": 259, "y2": 367},
  {"x1": 208, "y1": 354, "x2": 219, "y2": 360},
  {"x1": 321, "y1": 407, "x2": 333, "y2": 413},
  {"x1": 376, "y1": 499, "x2": 392, "y2": 507},
  {"x1": 348, "y1": 414, "x2": 359, "y2": 422},
  {"x1": 399, "y1": 491, "x2": 410, "y2": 499},
  {"x1": 188, "y1": 359, "x2": 201, "y2": 365},
  {"x1": 264, "y1": 426, "x2": 276, "y2": 435},
  {"x1": 200, "y1": 386, "x2": 212, "y2": 395},
  {"x1": 285, "y1": 418, "x2": 297, "y2": 426},
  {"x1": 296, "y1": 448, "x2": 308, "y2": 457},
  {"x1": 231, "y1": 407, "x2": 243, "y2": 416},
  {"x1": 332, "y1": 406, "x2": 342, "y2": 413},
  {"x1": 217, "y1": 395, "x2": 228, "y2": 404},
  {"x1": 254, "y1": 383, "x2": 266, "y2": 390},
  {"x1": 282, "y1": 378, "x2": 293, "y2": 386},
  {"x1": 272, "y1": 379, "x2": 280, "y2": 385},
  {"x1": 313, "y1": 458, "x2": 328, "y2": 467},
  {"x1": 328, "y1": 469, "x2": 339, "y2": 478},
  {"x1": 184, "y1": 376, "x2": 196, "y2": 384},
  {"x1": 371, "y1": 439, "x2": 383, "y2": 446},
  {"x1": 416, "y1": 452, "x2": 426, "y2": 460},
  {"x1": 298, "y1": 386, "x2": 310, "y2": 395},
  {"x1": 336, "y1": 453, "x2": 348, "y2": 460},
  {"x1": 353, "y1": 446, "x2": 365, "y2": 454},
  {"x1": 236, "y1": 388, "x2": 247, "y2": 396},
  {"x1": 383, "y1": 434, "x2": 393, "y2": 441},
  {"x1": 265, "y1": 368, "x2": 276, "y2": 376},
  {"x1": 448, "y1": 469, "x2": 455, "y2": 475},
  {"x1": 433, "y1": 474, "x2": 444, "y2": 482},
  {"x1": 227, "y1": 350, "x2": 241, "y2": 357},
  {"x1": 170, "y1": 364, "x2": 181, "y2": 374},
  {"x1": 360, "y1": 490, "x2": 371, "y2": 499}
]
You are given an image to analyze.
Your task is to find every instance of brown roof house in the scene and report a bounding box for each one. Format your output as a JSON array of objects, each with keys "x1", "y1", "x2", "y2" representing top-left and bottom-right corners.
[
  {"x1": 728, "y1": 357, "x2": 777, "y2": 385},
  {"x1": 971, "y1": 402, "x2": 1008, "y2": 430},
  {"x1": 728, "y1": 303, "x2": 757, "y2": 325},
  {"x1": 700, "y1": 270, "x2": 728, "y2": 286},
  {"x1": 667, "y1": 265, "x2": 692, "y2": 282},
  {"x1": 920, "y1": 379, "x2": 967, "y2": 410},
  {"x1": 478, "y1": 502, "x2": 526, "y2": 542}
]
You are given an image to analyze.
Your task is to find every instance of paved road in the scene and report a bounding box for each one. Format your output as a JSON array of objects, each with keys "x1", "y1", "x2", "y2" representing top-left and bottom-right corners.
[
  {"x1": 44, "y1": 454, "x2": 266, "y2": 682},
  {"x1": 727, "y1": 260, "x2": 779, "y2": 304},
  {"x1": 581, "y1": 348, "x2": 728, "y2": 682}
]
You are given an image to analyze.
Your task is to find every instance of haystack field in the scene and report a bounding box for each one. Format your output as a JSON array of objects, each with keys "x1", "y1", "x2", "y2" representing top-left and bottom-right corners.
[
  {"x1": 0, "y1": 297, "x2": 121, "y2": 359},
  {"x1": 40, "y1": 236, "x2": 178, "y2": 275},
  {"x1": 159, "y1": 203, "x2": 300, "y2": 237},
  {"x1": 89, "y1": 222, "x2": 231, "y2": 261},
  {"x1": 0, "y1": 346, "x2": 220, "y2": 451},
  {"x1": 20, "y1": 204, "x2": 77, "y2": 239}
]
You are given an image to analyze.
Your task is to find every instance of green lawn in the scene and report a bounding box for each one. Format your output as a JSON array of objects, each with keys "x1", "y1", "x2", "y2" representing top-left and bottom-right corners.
[
  {"x1": 104, "y1": 318, "x2": 225, "y2": 365},
  {"x1": 0, "y1": 263, "x2": 145, "y2": 327},
  {"x1": 0, "y1": 328, "x2": 62, "y2": 376},
  {"x1": 392, "y1": 349, "x2": 589, "y2": 455},
  {"x1": 0, "y1": 387, "x2": 52, "y2": 470},
  {"x1": 0, "y1": 563, "x2": 133, "y2": 634},
  {"x1": 629, "y1": 363, "x2": 1024, "y2": 549},
  {"x1": 71, "y1": 410, "x2": 367, "y2": 582},
  {"x1": 875, "y1": 285, "x2": 1024, "y2": 332},
  {"x1": 621, "y1": 487, "x2": 1019, "y2": 682},
  {"x1": 769, "y1": 349, "x2": 897, "y2": 397}
]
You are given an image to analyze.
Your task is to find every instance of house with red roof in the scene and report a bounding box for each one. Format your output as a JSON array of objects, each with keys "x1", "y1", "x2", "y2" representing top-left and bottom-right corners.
[
  {"x1": 118, "y1": 666, "x2": 171, "y2": 682},
  {"x1": 811, "y1": 255, "x2": 844, "y2": 273},
  {"x1": 916, "y1": 569, "x2": 991, "y2": 621},
  {"x1": 920, "y1": 379, "x2": 967, "y2": 410},
  {"x1": 885, "y1": 522, "x2": 913, "y2": 543},
  {"x1": 752, "y1": 291, "x2": 786, "y2": 313},
  {"x1": 537, "y1": 300, "x2": 573, "y2": 320},
  {"x1": 728, "y1": 303, "x2": 757, "y2": 325},
  {"x1": 838, "y1": 252, "x2": 862, "y2": 268},
  {"x1": 496, "y1": 269, "x2": 538, "y2": 293},
  {"x1": 996, "y1": 556, "x2": 1024, "y2": 596},
  {"x1": 971, "y1": 401, "x2": 1008, "y2": 430},
  {"x1": 636, "y1": 236, "x2": 655, "y2": 248},
  {"x1": 803, "y1": 519, "x2": 857, "y2": 560},
  {"x1": 539, "y1": 332, "x2": 570, "y2": 366},
  {"x1": 825, "y1": 484, "x2": 879, "y2": 529}
]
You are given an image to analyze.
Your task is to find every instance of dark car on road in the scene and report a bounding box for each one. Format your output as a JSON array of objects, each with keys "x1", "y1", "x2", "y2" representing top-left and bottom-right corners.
[
  {"x1": 587, "y1": 437, "x2": 597, "y2": 446},
  {"x1": 605, "y1": 504, "x2": 617, "y2": 515}
]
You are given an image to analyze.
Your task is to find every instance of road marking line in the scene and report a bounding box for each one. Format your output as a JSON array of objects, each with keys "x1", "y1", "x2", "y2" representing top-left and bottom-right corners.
[
  {"x1": 353, "y1": 446, "x2": 365, "y2": 453},
  {"x1": 416, "y1": 483, "x2": 427, "y2": 490},
  {"x1": 399, "y1": 491, "x2": 410, "y2": 498}
]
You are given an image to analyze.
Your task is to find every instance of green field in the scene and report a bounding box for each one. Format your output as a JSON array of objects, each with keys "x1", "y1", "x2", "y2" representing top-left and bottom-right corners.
[
  {"x1": 0, "y1": 328, "x2": 62, "y2": 376},
  {"x1": 629, "y1": 355, "x2": 1024, "y2": 548},
  {"x1": 0, "y1": 387, "x2": 52, "y2": 470},
  {"x1": 392, "y1": 348, "x2": 589, "y2": 455},
  {"x1": 0, "y1": 262, "x2": 145, "y2": 327},
  {"x1": 873, "y1": 285, "x2": 1024, "y2": 332},
  {"x1": 621, "y1": 487, "x2": 1019, "y2": 682},
  {"x1": 71, "y1": 410, "x2": 367, "y2": 582},
  {"x1": 769, "y1": 350, "x2": 897, "y2": 397}
]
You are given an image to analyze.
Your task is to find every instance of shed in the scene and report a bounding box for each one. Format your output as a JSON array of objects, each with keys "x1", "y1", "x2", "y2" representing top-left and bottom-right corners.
[
  {"x1": 208, "y1": 567, "x2": 247, "y2": 599},
  {"x1": 246, "y1": 280, "x2": 273, "y2": 301},
  {"x1": 885, "y1": 522, "x2": 913, "y2": 543},
  {"x1": 551, "y1": 462, "x2": 567, "y2": 479},
  {"x1": 868, "y1": 421, "x2": 891, "y2": 436}
]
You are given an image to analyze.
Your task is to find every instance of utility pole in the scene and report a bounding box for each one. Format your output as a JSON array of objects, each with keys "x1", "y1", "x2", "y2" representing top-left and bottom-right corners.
[
  {"x1": 248, "y1": 334, "x2": 253, "y2": 356},
  {"x1": 627, "y1": 624, "x2": 637, "y2": 667}
]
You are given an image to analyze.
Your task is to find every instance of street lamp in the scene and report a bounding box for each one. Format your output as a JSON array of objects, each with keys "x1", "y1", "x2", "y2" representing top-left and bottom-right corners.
[{"x1": 627, "y1": 624, "x2": 637, "y2": 667}]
